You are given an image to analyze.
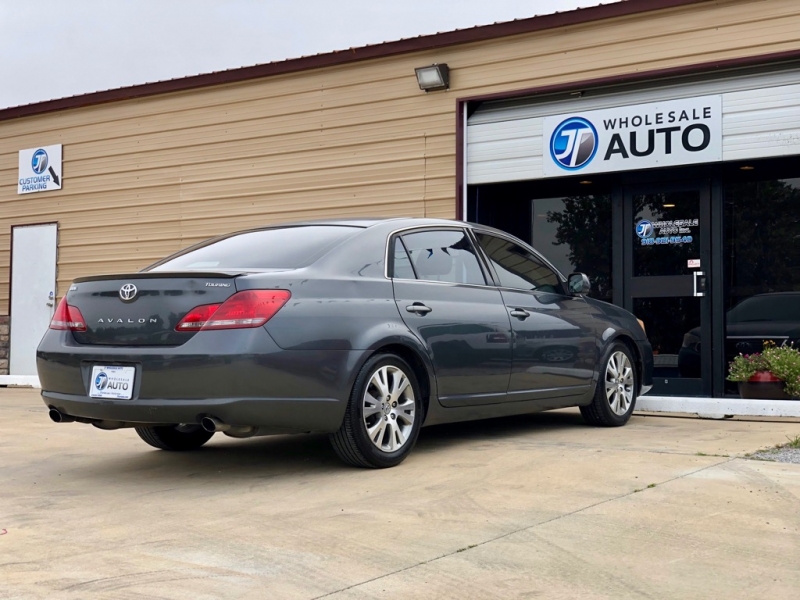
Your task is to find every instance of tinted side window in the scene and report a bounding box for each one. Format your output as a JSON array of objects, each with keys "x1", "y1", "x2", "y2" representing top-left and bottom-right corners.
[
  {"x1": 476, "y1": 233, "x2": 563, "y2": 293},
  {"x1": 392, "y1": 237, "x2": 416, "y2": 279},
  {"x1": 400, "y1": 230, "x2": 485, "y2": 285},
  {"x1": 150, "y1": 226, "x2": 359, "y2": 270}
]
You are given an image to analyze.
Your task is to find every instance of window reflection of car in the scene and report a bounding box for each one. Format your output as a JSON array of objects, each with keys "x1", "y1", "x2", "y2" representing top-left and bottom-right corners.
[
  {"x1": 514, "y1": 322, "x2": 582, "y2": 363},
  {"x1": 678, "y1": 292, "x2": 800, "y2": 378},
  {"x1": 537, "y1": 345, "x2": 579, "y2": 363},
  {"x1": 422, "y1": 323, "x2": 508, "y2": 369}
]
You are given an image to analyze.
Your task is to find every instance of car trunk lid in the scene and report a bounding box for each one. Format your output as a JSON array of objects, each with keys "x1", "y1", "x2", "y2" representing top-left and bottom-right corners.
[{"x1": 66, "y1": 272, "x2": 239, "y2": 346}]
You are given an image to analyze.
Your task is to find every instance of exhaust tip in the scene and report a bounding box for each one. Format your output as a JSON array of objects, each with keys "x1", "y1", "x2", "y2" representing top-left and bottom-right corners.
[
  {"x1": 49, "y1": 408, "x2": 74, "y2": 423},
  {"x1": 201, "y1": 416, "x2": 227, "y2": 433}
]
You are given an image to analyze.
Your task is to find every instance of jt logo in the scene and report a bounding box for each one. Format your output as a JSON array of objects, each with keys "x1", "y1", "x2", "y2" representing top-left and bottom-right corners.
[{"x1": 550, "y1": 117, "x2": 598, "y2": 170}]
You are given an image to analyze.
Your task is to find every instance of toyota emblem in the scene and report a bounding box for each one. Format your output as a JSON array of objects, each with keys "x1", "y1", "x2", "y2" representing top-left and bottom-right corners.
[{"x1": 119, "y1": 283, "x2": 138, "y2": 302}]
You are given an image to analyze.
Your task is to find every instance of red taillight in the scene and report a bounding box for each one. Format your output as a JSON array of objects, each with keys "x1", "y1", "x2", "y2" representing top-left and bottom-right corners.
[
  {"x1": 175, "y1": 290, "x2": 291, "y2": 332},
  {"x1": 174, "y1": 303, "x2": 221, "y2": 331},
  {"x1": 50, "y1": 297, "x2": 87, "y2": 332}
]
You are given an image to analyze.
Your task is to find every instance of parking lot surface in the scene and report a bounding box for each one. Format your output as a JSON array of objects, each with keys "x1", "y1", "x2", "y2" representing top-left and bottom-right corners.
[{"x1": 1, "y1": 387, "x2": 799, "y2": 599}]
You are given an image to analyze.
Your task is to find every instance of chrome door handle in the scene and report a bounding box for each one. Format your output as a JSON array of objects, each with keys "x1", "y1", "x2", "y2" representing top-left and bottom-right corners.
[
  {"x1": 510, "y1": 308, "x2": 530, "y2": 319},
  {"x1": 693, "y1": 271, "x2": 707, "y2": 297},
  {"x1": 406, "y1": 303, "x2": 432, "y2": 315}
]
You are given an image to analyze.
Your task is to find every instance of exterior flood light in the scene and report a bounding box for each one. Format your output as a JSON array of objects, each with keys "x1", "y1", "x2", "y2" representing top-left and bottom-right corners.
[{"x1": 415, "y1": 64, "x2": 450, "y2": 92}]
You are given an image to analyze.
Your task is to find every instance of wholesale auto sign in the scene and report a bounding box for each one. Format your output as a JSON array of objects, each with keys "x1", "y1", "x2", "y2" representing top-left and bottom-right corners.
[
  {"x1": 542, "y1": 96, "x2": 722, "y2": 177},
  {"x1": 18, "y1": 144, "x2": 62, "y2": 194}
]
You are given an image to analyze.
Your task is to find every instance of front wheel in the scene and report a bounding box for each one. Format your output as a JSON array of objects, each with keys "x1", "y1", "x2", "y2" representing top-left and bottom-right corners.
[
  {"x1": 135, "y1": 424, "x2": 214, "y2": 451},
  {"x1": 580, "y1": 342, "x2": 638, "y2": 427},
  {"x1": 330, "y1": 353, "x2": 422, "y2": 468}
]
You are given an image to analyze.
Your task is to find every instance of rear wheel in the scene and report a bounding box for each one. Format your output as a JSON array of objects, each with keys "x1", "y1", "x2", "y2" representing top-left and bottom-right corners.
[
  {"x1": 330, "y1": 353, "x2": 422, "y2": 468},
  {"x1": 135, "y1": 424, "x2": 214, "y2": 451},
  {"x1": 580, "y1": 342, "x2": 638, "y2": 427}
]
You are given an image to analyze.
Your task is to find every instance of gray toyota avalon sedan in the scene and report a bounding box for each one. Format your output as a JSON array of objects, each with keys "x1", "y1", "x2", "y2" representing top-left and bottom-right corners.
[{"x1": 38, "y1": 218, "x2": 653, "y2": 468}]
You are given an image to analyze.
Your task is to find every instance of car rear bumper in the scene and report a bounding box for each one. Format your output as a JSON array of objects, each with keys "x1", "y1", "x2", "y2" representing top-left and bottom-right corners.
[
  {"x1": 37, "y1": 328, "x2": 360, "y2": 432},
  {"x1": 41, "y1": 391, "x2": 343, "y2": 433}
]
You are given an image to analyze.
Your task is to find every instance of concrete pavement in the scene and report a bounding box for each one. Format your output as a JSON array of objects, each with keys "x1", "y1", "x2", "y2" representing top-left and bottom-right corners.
[{"x1": 1, "y1": 388, "x2": 799, "y2": 599}]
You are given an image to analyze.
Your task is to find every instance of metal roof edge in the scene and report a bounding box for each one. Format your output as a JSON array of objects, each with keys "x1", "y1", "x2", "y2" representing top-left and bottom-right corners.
[{"x1": 0, "y1": 0, "x2": 711, "y2": 122}]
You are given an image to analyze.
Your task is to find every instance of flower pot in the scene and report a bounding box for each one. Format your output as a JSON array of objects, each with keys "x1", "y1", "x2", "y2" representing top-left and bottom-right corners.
[{"x1": 738, "y1": 372, "x2": 791, "y2": 400}]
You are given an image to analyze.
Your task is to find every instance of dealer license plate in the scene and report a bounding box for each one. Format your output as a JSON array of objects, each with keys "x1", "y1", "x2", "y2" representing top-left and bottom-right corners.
[{"x1": 89, "y1": 365, "x2": 135, "y2": 400}]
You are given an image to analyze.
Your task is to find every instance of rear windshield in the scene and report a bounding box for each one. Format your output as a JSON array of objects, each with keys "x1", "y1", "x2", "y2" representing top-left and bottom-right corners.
[{"x1": 149, "y1": 226, "x2": 360, "y2": 271}]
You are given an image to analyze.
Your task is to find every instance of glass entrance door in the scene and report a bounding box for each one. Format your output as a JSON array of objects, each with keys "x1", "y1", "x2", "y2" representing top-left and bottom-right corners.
[{"x1": 624, "y1": 183, "x2": 711, "y2": 396}]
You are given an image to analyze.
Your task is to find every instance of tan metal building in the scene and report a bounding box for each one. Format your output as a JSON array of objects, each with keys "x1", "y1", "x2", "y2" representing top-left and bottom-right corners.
[{"x1": 2, "y1": 0, "x2": 800, "y2": 393}]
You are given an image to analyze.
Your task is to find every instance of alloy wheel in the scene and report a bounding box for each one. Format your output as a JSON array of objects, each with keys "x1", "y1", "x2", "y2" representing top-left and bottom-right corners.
[
  {"x1": 605, "y1": 351, "x2": 635, "y2": 415},
  {"x1": 362, "y1": 365, "x2": 416, "y2": 452}
]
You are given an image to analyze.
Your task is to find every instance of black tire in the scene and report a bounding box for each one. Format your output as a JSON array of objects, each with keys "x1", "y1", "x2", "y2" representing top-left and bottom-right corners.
[
  {"x1": 330, "y1": 353, "x2": 423, "y2": 468},
  {"x1": 580, "y1": 342, "x2": 638, "y2": 427},
  {"x1": 135, "y1": 424, "x2": 214, "y2": 451}
]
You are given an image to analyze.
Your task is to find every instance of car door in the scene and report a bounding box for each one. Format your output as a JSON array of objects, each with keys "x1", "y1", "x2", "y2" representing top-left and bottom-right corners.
[
  {"x1": 473, "y1": 231, "x2": 597, "y2": 400},
  {"x1": 390, "y1": 228, "x2": 512, "y2": 407}
]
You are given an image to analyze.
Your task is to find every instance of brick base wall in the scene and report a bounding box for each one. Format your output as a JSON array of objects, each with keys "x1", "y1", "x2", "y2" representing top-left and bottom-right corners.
[{"x1": 0, "y1": 316, "x2": 8, "y2": 375}]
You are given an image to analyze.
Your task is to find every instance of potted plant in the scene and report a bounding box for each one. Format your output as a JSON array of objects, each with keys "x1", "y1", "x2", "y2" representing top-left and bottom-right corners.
[{"x1": 727, "y1": 341, "x2": 800, "y2": 400}]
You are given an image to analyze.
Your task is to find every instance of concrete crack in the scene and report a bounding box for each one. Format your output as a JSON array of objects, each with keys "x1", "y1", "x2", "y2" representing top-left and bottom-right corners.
[{"x1": 311, "y1": 457, "x2": 734, "y2": 600}]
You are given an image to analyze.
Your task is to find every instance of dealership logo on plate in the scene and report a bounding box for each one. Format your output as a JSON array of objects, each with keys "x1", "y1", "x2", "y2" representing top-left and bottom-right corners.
[
  {"x1": 94, "y1": 371, "x2": 109, "y2": 391},
  {"x1": 550, "y1": 117, "x2": 598, "y2": 171},
  {"x1": 635, "y1": 220, "x2": 654, "y2": 239}
]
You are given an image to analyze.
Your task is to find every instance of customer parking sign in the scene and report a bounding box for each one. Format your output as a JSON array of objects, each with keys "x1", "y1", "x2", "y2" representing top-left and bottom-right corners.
[{"x1": 18, "y1": 144, "x2": 62, "y2": 194}]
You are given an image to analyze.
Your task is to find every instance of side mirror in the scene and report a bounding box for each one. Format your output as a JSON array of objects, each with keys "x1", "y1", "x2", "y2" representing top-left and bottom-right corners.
[{"x1": 567, "y1": 273, "x2": 591, "y2": 296}]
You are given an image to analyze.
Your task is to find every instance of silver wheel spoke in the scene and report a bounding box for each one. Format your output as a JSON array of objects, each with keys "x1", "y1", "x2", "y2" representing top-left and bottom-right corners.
[
  {"x1": 391, "y1": 373, "x2": 410, "y2": 402},
  {"x1": 374, "y1": 368, "x2": 390, "y2": 399},
  {"x1": 368, "y1": 419, "x2": 386, "y2": 444},
  {"x1": 387, "y1": 421, "x2": 400, "y2": 451},
  {"x1": 397, "y1": 410, "x2": 414, "y2": 426},
  {"x1": 397, "y1": 397, "x2": 415, "y2": 410},
  {"x1": 608, "y1": 358, "x2": 620, "y2": 379},
  {"x1": 609, "y1": 391, "x2": 619, "y2": 414},
  {"x1": 363, "y1": 403, "x2": 382, "y2": 418},
  {"x1": 392, "y1": 421, "x2": 406, "y2": 448},
  {"x1": 363, "y1": 390, "x2": 382, "y2": 417}
]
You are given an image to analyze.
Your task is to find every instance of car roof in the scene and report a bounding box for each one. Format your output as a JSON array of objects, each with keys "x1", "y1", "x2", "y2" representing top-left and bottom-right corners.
[
  {"x1": 222, "y1": 217, "x2": 497, "y2": 235},
  {"x1": 254, "y1": 216, "x2": 509, "y2": 233}
]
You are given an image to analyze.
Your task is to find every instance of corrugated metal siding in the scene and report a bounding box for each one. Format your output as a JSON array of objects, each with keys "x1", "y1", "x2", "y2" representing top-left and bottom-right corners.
[
  {"x1": 723, "y1": 83, "x2": 800, "y2": 160},
  {"x1": 1, "y1": 0, "x2": 800, "y2": 312},
  {"x1": 467, "y1": 119, "x2": 544, "y2": 183}
]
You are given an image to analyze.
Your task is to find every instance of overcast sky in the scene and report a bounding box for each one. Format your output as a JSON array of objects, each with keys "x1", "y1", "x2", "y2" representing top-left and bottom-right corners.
[{"x1": 0, "y1": 0, "x2": 615, "y2": 109}]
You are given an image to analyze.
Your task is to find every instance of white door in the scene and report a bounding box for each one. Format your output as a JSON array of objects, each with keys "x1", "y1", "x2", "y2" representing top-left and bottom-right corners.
[{"x1": 10, "y1": 223, "x2": 58, "y2": 376}]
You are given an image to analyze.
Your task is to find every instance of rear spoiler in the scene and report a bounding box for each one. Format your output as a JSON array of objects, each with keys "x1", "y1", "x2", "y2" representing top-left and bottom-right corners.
[{"x1": 73, "y1": 271, "x2": 242, "y2": 283}]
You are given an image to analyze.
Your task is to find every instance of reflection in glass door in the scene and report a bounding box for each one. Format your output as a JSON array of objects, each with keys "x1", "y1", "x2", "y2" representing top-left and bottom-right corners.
[{"x1": 625, "y1": 184, "x2": 710, "y2": 396}]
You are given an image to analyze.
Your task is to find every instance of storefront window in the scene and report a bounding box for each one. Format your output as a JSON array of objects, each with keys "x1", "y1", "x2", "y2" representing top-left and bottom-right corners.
[
  {"x1": 723, "y1": 177, "x2": 800, "y2": 392},
  {"x1": 532, "y1": 195, "x2": 613, "y2": 302},
  {"x1": 632, "y1": 191, "x2": 701, "y2": 278}
]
